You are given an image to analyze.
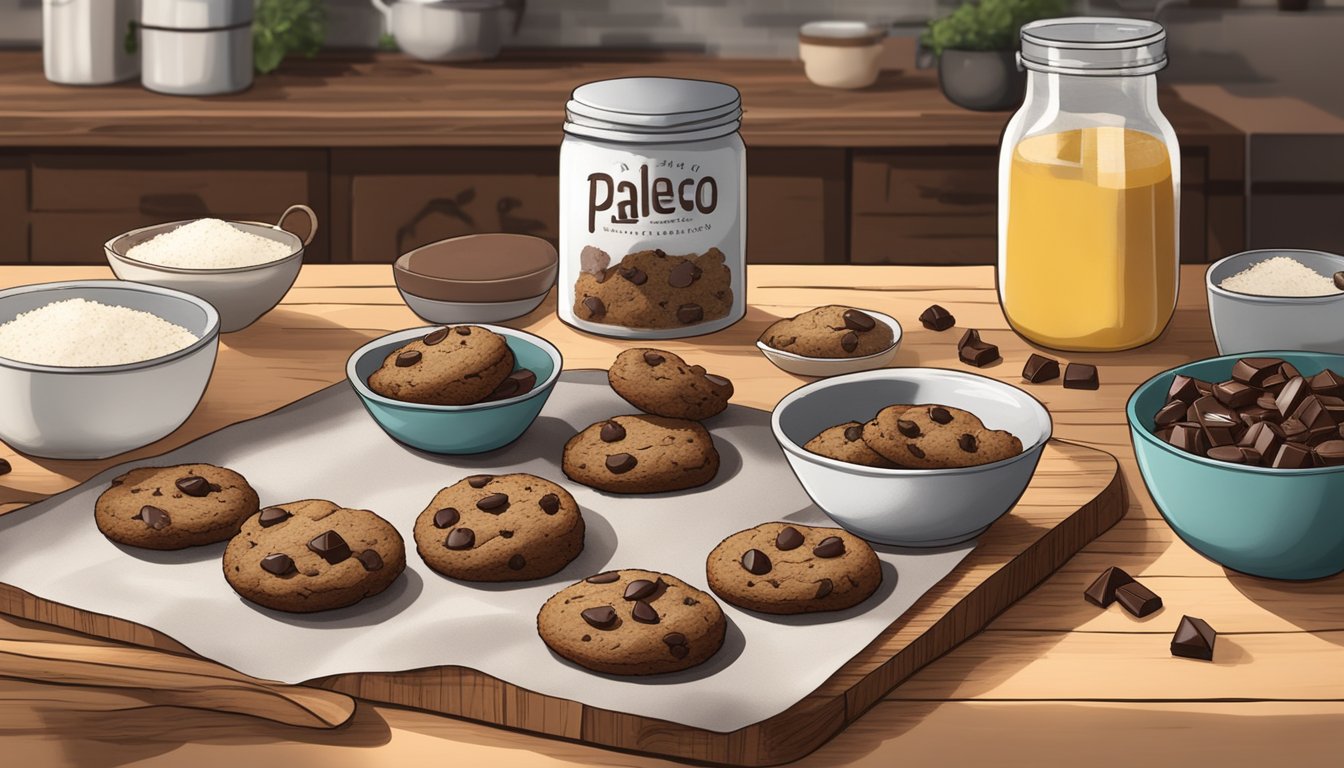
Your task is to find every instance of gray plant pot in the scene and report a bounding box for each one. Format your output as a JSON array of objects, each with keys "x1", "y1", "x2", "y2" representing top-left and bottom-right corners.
[{"x1": 937, "y1": 49, "x2": 1026, "y2": 112}]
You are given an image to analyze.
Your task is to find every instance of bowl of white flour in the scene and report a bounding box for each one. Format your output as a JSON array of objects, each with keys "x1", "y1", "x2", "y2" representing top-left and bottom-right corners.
[
  {"x1": 0, "y1": 280, "x2": 219, "y2": 459},
  {"x1": 1206, "y1": 248, "x2": 1344, "y2": 355},
  {"x1": 104, "y1": 205, "x2": 317, "y2": 333}
]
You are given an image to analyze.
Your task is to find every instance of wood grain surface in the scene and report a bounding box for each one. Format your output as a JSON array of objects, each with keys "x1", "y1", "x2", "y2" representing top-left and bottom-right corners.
[{"x1": 0, "y1": 264, "x2": 1339, "y2": 767}]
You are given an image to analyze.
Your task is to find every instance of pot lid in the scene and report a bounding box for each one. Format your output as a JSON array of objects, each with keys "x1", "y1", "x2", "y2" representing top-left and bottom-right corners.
[
  {"x1": 567, "y1": 77, "x2": 742, "y2": 131},
  {"x1": 141, "y1": 0, "x2": 253, "y2": 30},
  {"x1": 1019, "y1": 17, "x2": 1167, "y2": 76},
  {"x1": 798, "y1": 21, "x2": 886, "y2": 47}
]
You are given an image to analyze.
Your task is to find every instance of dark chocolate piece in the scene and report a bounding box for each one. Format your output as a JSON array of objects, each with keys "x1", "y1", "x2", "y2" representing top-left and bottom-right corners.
[
  {"x1": 843, "y1": 309, "x2": 877, "y2": 332},
  {"x1": 433, "y1": 507, "x2": 461, "y2": 528},
  {"x1": 357, "y1": 549, "x2": 384, "y2": 571},
  {"x1": 843, "y1": 425, "x2": 863, "y2": 442},
  {"x1": 134, "y1": 505, "x2": 170, "y2": 530},
  {"x1": 1083, "y1": 566, "x2": 1135, "y2": 608},
  {"x1": 582, "y1": 296, "x2": 606, "y2": 318},
  {"x1": 918, "y1": 304, "x2": 956, "y2": 331},
  {"x1": 599, "y1": 420, "x2": 626, "y2": 443},
  {"x1": 676, "y1": 303, "x2": 704, "y2": 324},
  {"x1": 840, "y1": 331, "x2": 859, "y2": 353},
  {"x1": 307, "y1": 531, "x2": 351, "y2": 565},
  {"x1": 0, "y1": 458, "x2": 10, "y2": 476},
  {"x1": 1154, "y1": 401, "x2": 1187, "y2": 428},
  {"x1": 667, "y1": 260, "x2": 702, "y2": 288},
  {"x1": 959, "y1": 340, "x2": 1001, "y2": 367},
  {"x1": 260, "y1": 553, "x2": 295, "y2": 576},
  {"x1": 623, "y1": 579, "x2": 658, "y2": 601},
  {"x1": 1275, "y1": 376, "x2": 1311, "y2": 418},
  {"x1": 258, "y1": 506, "x2": 292, "y2": 527},
  {"x1": 1022, "y1": 353, "x2": 1060, "y2": 383},
  {"x1": 775, "y1": 526, "x2": 804, "y2": 551},
  {"x1": 175, "y1": 476, "x2": 213, "y2": 497},
  {"x1": 1271, "y1": 442, "x2": 1313, "y2": 469},
  {"x1": 585, "y1": 571, "x2": 619, "y2": 584},
  {"x1": 1309, "y1": 369, "x2": 1344, "y2": 398},
  {"x1": 631, "y1": 600, "x2": 660, "y2": 624},
  {"x1": 1230, "y1": 357, "x2": 1282, "y2": 388},
  {"x1": 605, "y1": 453, "x2": 637, "y2": 474},
  {"x1": 422, "y1": 327, "x2": 449, "y2": 346},
  {"x1": 467, "y1": 475, "x2": 493, "y2": 488},
  {"x1": 581, "y1": 606, "x2": 618, "y2": 630},
  {"x1": 815, "y1": 579, "x2": 834, "y2": 599},
  {"x1": 476, "y1": 493, "x2": 510, "y2": 513},
  {"x1": 538, "y1": 493, "x2": 560, "y2": 515},
  {"x1": 643, "y1": 351, "x2": 665, "y2": 366},
  {"x1": 1167, "y1": 374, "x2": 1203, "y2": 406},
  {"x1": 1114, "y1": 580, "x2": 1163, "y2": 617},
  {"x1": 1063, "y1": 363, "x2": 1100, "y2": 390},
  {"x1": 445, "y1": 527, "x2": 475, "y2": 550},
  {"x1": 395, "y1": 350, "x2": 422, "y2": 367},
  {"x1": 929, "y1": 406, "x2": 953, "y2": 424},
  {"x1": 1170, "y1": 615, "x2": 1216, "y2": 661},
  {"x1": 896, "y1": 419, "x2": 921, "y2": 438},
  {"x1": 619, "y1": 265, "x2": 648, "y2": 285},
  {"x1": 813, "y1": 536, "x2": 845, "y2": 558},
  {"x1": 1314, "y1": 440, "x2": 1344, "y2": 466},
  {"x1": 741, "y1": 549, "x2": 772, "y2": 575},
  {"x1": 1213, "y1": 380, "x2": 1259, "y2": 409},
  {"x1": 1335, "y1": 271, "x2": 1344, "y2": 290}
]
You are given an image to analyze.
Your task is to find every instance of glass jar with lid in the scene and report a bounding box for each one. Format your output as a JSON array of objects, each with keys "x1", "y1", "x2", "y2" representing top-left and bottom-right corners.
[
  {"x1": 559, "y1": 77, "x2": 746, "y2": 339},
  {"x1": 998, "y1": 18, "x2": 1179, "y2": 352}
]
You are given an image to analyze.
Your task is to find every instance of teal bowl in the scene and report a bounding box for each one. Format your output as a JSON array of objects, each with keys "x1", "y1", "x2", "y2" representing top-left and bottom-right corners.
[
  {"x1": 346, "y1": 325, "x2": 562, "y2": 455},
  {"x1": 1127, "y1": 351, "x2": 1344, "y2": 580}
]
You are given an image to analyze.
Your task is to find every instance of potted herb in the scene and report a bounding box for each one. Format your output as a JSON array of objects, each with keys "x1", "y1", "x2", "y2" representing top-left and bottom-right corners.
[
  {"x1": 922, "y1": 0, "x2": 1070, "y2": 111},
  {"x1": 253, "y1": 0, "x2": 328, "y2": 75}
]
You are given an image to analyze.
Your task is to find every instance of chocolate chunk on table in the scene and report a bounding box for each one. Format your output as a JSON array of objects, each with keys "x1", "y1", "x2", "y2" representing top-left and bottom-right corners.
[
  {"x1": 1083, "y1": 566, "x2": 1135, "y2": 608},
  {"x1": 956, "y1": 329, "x2": 1000, "y2": 367},
  {"x1": 1022, "y1": 353, "x2": 1060, "y2": 384},
  {"x1": 918, "y1": 304, "x2": 956, "y2": 331},
  {"x1": 1114, "y1": 580, "x2": 1163, "y2": 617},
  {"x1": 1063, "y1": 363, "x2": 1100, "y2": 390},
  {"x1": 1170, "y1": 615, "x2": 1217, "y2": 661}
]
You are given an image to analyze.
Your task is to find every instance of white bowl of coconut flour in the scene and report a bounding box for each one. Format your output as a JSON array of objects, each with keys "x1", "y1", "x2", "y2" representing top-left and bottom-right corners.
[
  {"x1": 105, "y1": 205, "x2": 317, "y2": 333},
  {"x1": 0, "y1": 280, "x2": 219, "y2": 460},
  {"x1": 1206, "y1": 248, "x2": 1344, "y2": 356}
]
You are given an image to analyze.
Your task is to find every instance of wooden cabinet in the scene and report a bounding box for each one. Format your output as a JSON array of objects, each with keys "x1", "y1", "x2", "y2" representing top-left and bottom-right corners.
[
  {"x1": 0, "y1": 153, "x2": 25, "y2": 264},
  {"x1": 746, "y1": 149, "x2": 848, "y2": 264}
]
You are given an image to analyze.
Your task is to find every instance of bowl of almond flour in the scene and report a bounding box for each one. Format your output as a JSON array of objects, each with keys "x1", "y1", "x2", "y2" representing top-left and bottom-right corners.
[
  {"x1": 1207, "y1": 248, "x2": 1344, "y2": 356},
  {"x1": 105, "y1": 205, "x2": 317, "y2": 333},
  {"x1": 0, "y1": 280, "x2": 219, "y2": 459}
]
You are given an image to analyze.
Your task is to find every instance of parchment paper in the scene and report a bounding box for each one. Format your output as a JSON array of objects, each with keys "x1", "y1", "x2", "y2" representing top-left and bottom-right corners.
[{"x1": 0, "y1": 371, "x2": 973, "y2": 732}]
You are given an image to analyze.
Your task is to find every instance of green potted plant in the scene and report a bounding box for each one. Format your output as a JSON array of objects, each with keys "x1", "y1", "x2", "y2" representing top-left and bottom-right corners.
[
  {"x1": 253, "y1": 0, "x2": 328, "y2": 75},
  {"x1": 922, "y1": 0, "x2": 1071, "y2": 111}
]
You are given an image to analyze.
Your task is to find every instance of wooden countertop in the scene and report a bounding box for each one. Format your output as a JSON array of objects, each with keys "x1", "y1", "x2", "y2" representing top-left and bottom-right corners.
[
  {"x1": 0, "y1": 51, "x2": 1241, "y2": 149},
  {"x1": 0, "y1": 263, "x2": 1338, "y2": 767}
]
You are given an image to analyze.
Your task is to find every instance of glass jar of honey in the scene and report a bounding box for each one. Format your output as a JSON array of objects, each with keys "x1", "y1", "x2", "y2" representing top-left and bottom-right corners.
[{"x1": 998, "y1": 18, "x2": 1179, "y2": 351}]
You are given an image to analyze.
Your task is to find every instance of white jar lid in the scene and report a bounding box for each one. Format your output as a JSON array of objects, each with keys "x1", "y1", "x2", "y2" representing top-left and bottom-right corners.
[
  {"x1": 566, "y1": 77, "x2": 742, "y2": 136},
  {"x1": 141, "y1": 0, "x2": 253, "y2": 30},
  {"x1": 1019, "y1": 17, "x2": 1167, "y2": 76}
]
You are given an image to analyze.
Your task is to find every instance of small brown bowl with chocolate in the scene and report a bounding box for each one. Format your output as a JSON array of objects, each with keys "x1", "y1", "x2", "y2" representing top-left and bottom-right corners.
[{"x1": 394, "y1": 234, "x2": 558, "y2": 324}]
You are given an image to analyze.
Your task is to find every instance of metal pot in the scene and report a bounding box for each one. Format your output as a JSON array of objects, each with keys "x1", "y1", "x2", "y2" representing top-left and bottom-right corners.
[
  {"x1": 937, "y1": 49, "x2": 1026, "y2": 112},
  {"x1": 140, "y1": 0, "x2": 253, "y2": 96},
  {"x1": 372, "y1": 0, "x2": 525, "y2": 62},
  {"x1": 42, "y1": 0, "x2": 141, "y2": 85}
]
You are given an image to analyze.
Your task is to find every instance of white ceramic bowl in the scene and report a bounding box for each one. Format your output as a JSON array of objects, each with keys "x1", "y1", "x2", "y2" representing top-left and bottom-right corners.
[
  {"x1": 0, "y1": 280, "x2": 219, "y2": 460},
  {"x1": 757, "y1": 310, "x2": 902, "y2": 377},
  {"x1": 398, "y1": 288, "x2": 549, "y2": 324},
  {"x1": 104, "y1": 206, "x2": 317, "y2": 333},
  {"x1": 1206, "y1": 248, "x2": 1344, "y2": 355},
  {"x1": 771, "y1": 368, "x2": 1052, "y2": 546},
  {"x1": 798, "y1": 21, "x2": 886, "y2": 89}
]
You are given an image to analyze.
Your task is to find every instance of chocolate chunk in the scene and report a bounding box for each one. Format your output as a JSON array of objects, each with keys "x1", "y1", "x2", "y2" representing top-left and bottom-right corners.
[
  {"x1": 433, "y1": 507, "x2": 461, "y2": 529},
  {"x1": 813, "y1": 536, "x2": 845, "y2": 558},
  {"x1": 258, "y1": 506, "x2": 292, "y2": 528},
  {"x1": 907, "y1": 443, "x2": 926, "y2": 459},
  {"x1": 958, "y1": 433, "x2": 978, "y2": 452},
  {"x1": 307, "y1": 531, "x2": 351, "y2": 565},
  {"x1": 581, "y1": 296, "x2": 606, "y2": 318},
  {"x1": 1309, "y1": 369, "x2": 1344, "y2": 398},
  {"x1": 919, "y1": 304, "x2": 956, "y2": 331},
  {"x1": 1192, "y1": 396, "x2": 1239, "y2": 430},
  {"x1": 260, "y1": 553, "x2": 295, "y2": 576},
  {"x1": 840, "y1": 331, "x2": 859, "y2": 353},
  {"x1": 395, "y1": 350, "x2": 422, "y2": 367},
  {"x1": 668, "y1": 260, "x2": 702, "y2": 288},
  {"x1": 1166, "y1": 423, "x2": 1209, "y2": 455},
  {"x1": 1275, "y1": 376, "x2": 1310, "y2": 418},
  {"x1": 959, "y1": 340, "x2": 1001, "y2": 367},
  {"x1": 1213, "y1": 380, "x2": 1259, "y2": 409},
  {"x1": 357, "y1": 549, "x2": 384, "y2": 571},
  {"x1": 1167, "y1": 374, "x2": 1203, "y2": 406},
  {"x1": 1154, "y1": 401, "x2": 1187, "y2": 428},
  {"x1": 1170, "y1": 615, "x2": 1216, "y2": 661},
  {"x1": 175, "y1": 476, "x2": 212, "y2": 497},
  {"x1": 843, "y1": 425, "x2": 863, "y2": 442},
  {"x1": 423, "y1": 327, "x2": 449, "y2": 346},
  {"x1": 1261, "y1": 372, "x2": 1288, "y2": 394},
  {"x1": 1256, "y1": 393, "x2": 1279, "y2": 411},
  {"x1": 1083, "y1": 566, "x2": 1135, "y2": 607},
  {"x1": 1063, "y1": 363, "x2": 1100, "y2": 390},
  {"x1": 1280, "y1": 418, "x2": 1309, "y2": 443},
  {"x1": 586, "y1": 571, "x2": 619, "y2": 584},
  {"x1": 668, "y1": 643, "x2": 689, "y2": 658},
  {"x1": 643, "y1": 351, "x2": 665, "y2": 366},
  {"x1": 896, "y1": 419, "x2": 921, "y2": 438},
  {"x1": 741, "y1": 548, "x2": 772, "y2": 575},
  {"x1": 619, "y1": 266, "x2": 648, "y2": 285},
  {"x1": 814, "y1": 579, "x2": 834, "y2": 599},
  {"x1": 843, "y1": 309, "x2": 877, "y2": 332},
  {"x1": 456, "y1": 326, "x2": 472, "y2": 336},
  {"x1": 676, "y1": 303, "x2": 704, "y2": 324},
  {"x1": 1336, "y1": 271, "x2": 1344, "y2": 290},
  {"x1": 958, "y1": 328, "x2": 980, "y2": 349},
  {"x1": 624, "y1": 579, "x2": 659, "y2": 601},
  {"x1": 465, "y1": 475, "x2": 493, "y2": 489},
  {"x1": 482, "y1": 369, "x2": 537, "y2": 401},
  {"x1": 445, "y1": 528, "x2": 475, "y2": 550},
  {"x1": 1239, "y1": 406, "x2": 1280, "y2": 428},
  {"x1": 605, "y1": 453, "x2": 637, "y2": 474},
  {"x1": 476, "y1": 493, "x2": 509, "y2": 513},
  {"x1": 663, "y1": 632, "x2": 686, "y2": 647},
  {"x1": 1271, "y1": 443, "x2": 1313, "y2": 468},
  {"x1": 1314, "y1": 440, "x2": 1344, "y2": 466},
  {"x1": 1239, "y1": 422, "x2": 1283, "y2": 465},
  {"x1": 538, "y1": 493, "x2": 560, "y2": 515},
  {"x1": 775, "y1": 526, "x2": 804, "y2": 551},
  {"x1": 631, "y1": 601, "x2": 660, "y2": 624},
  {"x1": 581, "y1": 605, "x2": 618, "y2": 630},
  {"x1": 1114, "y1": 580, "x2": 1163, "y2": 617},
  {"x1": 599, "y1": 420, "x2": 626, "y2": 443},
  {"x1": 929, "y1": 406, "x2": 953, "y2": 424},
  {"x1": 683, "y1": 597, "x2": 698, "y2": 606},
  {"x1": 134, "y1": 505, "x2": 170, "y2": 530},
  {"x1": 508, "y1": 554, "x2": 526, "y2": 571},
  {"x1": 705, "y1": 372, "x2": 731, "y2": 388},
  {"x1": 1231, "y1": 357, "x2": 1282, "y2": 387},
  {"x1": 0, "y1": 458, "x2": 10, "y2": 476},
  {"x1": 1022, "y1": 354, "x2": 1060, "y2": 384},
  {"x1": 1207, "y1": 445, "x2": 1252, "y2": 464},
  {"x1": 1279, "y1": 361, "x2": 1301, "y2": 380}
]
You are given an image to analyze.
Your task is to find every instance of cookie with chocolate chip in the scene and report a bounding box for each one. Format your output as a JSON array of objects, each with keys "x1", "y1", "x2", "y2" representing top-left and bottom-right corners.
[
  {"x1": 367, "y1": 325, "x2": 514, "y2": 405},
  {"x1": 94, "y1": 463, "x2": 260, "y2": 550},
  {"x1": 759, "y1": 305, "x2": 894, "y2": 359},
  {"x1": 804, "y1": 420, "x2": 906, "y2": 468},
  {"x1": 572, "y1": 248, "x2": 734, "y2": 330},
  {"x1": 414, "y1": 473, "x2": 584, "y2": 582},
  {"x1": 537, "y1": 569, "x2": 726, "y2": 675},
  {"x1": 863, "y1": 404, "x2": 1024, "y2": 469},
  {"x1": 562, "y1": 414, "x2": 720, "y2": 494},
  {"x1": 706, "y1": 523, "x2": 882, "y2": 614},
  {"x1": 608, "y1": 348, "x2": 734, "y2": 421},
  {"x1": 222, "y1": 499, "x2": 406, "y2": 613}
]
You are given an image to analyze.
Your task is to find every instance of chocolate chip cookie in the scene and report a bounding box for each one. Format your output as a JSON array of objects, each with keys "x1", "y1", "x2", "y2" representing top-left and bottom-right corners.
[
  {"x1": 573, "y1": 248, "x2": 733, "y2": 329},
  {"x1": 537, "y1": 569, "x2": 726, "y2": 675},
  {"x1": 864, "y1": 404, "x2": 1024, "y2": 469},
  {"x1": 222, "y1": 499, "x2": 406, "y2": 613},
  {"x1": 804, "y1": 421, "x2": 904, "y2": 468},
  {"x1": 759, "y1": 305, "x2": 894, "y2": 358},
  {"x1": 94, "y1": 463, "x2": 260, "y2": 550},
  {"x1": 562, "y1": 414, "x2": 720, "y2": 494},
  {"x1": 367, "y1": 325, "x2": 515, "y2": 405},
  {"x1": 706, "y1": 523, "x2": 882, "y2": 614},
  {"x1": 414, "y1": 473, "x2": 585, "y2": 582},
  {"x1": 608, "y1": 348, "x2": 734, "y2": 421}
]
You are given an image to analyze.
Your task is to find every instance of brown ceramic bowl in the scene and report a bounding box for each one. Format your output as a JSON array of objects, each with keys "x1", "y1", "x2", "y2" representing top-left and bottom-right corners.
[{"x1": 393, "y1": 234, "x2": 559, "y2": 323}]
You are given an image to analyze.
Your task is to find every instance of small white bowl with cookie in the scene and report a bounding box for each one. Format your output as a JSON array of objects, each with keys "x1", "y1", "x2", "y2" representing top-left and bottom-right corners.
[
  {"x1": 757, "y1": 305, "x2": 902, "y2": 377},
  {"x1": 771, "y1": 368, "x2": 1051, "y2": 547}
]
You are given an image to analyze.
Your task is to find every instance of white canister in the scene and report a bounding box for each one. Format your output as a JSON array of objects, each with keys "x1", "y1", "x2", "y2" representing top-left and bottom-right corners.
[
  {"x1": 559, "y1": 77, "x2": 747, "y2": 339},
  {"x1": 42, "y1": 0, "x2": 141, "y2": 85},
  {"x1": 140, "y1": 0, "x2": 253, "y2": 96}
]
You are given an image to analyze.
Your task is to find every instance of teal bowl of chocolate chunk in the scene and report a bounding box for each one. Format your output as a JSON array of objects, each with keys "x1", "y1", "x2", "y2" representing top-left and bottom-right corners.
[
  {"x1": 1128, "y1": 351, "x2": 1344, "y2": 580},
  {"x1": 346, "y1": 324, "x2": 562, "y2": 455}
]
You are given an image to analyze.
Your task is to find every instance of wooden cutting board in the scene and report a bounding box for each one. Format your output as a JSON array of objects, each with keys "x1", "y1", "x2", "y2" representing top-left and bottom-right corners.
[{"x1": 0, "y1": 438, "x2": 1122, "y2": 766}]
